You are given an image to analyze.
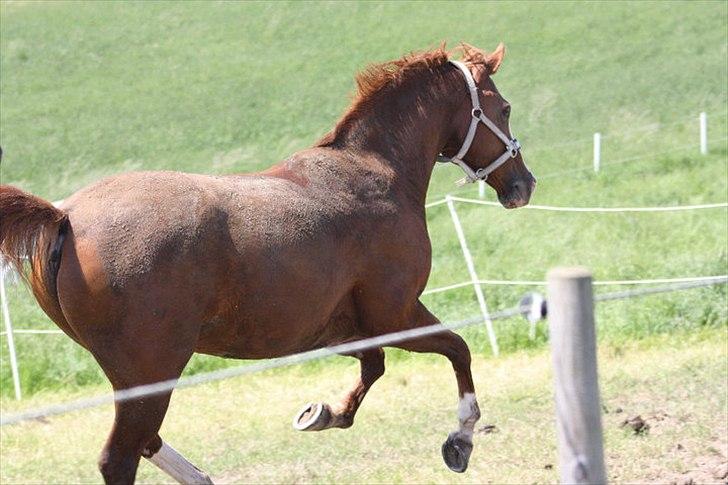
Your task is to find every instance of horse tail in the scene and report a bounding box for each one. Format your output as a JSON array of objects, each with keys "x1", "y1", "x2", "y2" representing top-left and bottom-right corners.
[{"x1": 0, "y1": 184, "x2": 70, "y2": 321}]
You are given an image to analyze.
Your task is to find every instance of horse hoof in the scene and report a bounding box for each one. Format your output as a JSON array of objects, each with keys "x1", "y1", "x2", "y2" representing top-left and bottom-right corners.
[
  {"x1": 441, "y1": 433, "x2": 473, "y2": 473},
  {"x1": 292, "y1": 402, "x2": 332, "y2": 431}
]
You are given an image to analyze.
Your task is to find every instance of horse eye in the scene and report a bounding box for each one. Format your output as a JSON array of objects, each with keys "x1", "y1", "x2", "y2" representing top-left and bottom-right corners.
[{"x1": 503, "y1": 105, "x2": 511, "y2": 117}]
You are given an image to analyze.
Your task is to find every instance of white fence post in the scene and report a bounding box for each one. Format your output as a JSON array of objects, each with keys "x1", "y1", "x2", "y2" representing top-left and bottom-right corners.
[
  {"x1": 547, "y1": 267, "x2": 606, "y2": 484},
  {"x1": 445, "y1": 195, "x2": 499, "y2": 356},
  {"x1": 699, "y1": 112, "x2": 708, "y2": 155},
  {"x1": 0, "y1": 269, "x2": 22, "y2": 400},
  {"x1": 593, "y1": 133, "x2": 601, "y2": 173}
]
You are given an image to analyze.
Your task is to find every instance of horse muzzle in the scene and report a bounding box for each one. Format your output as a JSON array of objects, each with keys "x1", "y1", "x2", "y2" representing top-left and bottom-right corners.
[{"x1": 498, "y1": 177, "x2": 536, "y2": 209}]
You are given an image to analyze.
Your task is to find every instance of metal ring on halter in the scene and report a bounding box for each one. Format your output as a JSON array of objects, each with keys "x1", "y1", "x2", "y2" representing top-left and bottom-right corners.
[
  {"x1": 508, "y1": 140, "x2": 520, "y2": 158},
  {"x1": 471, "y1": 108, "x2": 482, "y2": 119},
  {"x1": 474, "y1": 169, "x2": 489, "y2": 181}
]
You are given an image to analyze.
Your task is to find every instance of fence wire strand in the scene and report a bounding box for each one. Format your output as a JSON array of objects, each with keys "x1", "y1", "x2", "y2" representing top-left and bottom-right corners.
[
  {"x1": 421, "y1": 274, "x2": 728, "y2": 295},
  {"x1": 443, "y1": 196, "x2": 728, "y2": 213}
]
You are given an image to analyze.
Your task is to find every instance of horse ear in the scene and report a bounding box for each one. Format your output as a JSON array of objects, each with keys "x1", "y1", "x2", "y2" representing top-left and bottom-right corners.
[{"x1": 486, "y1": 43, "x2": 506, "y2": 75}]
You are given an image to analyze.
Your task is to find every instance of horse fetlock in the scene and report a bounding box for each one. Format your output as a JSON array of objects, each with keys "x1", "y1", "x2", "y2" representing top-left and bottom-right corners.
[
  {"x1": 334, "y1": 412, "x2": 355, "y2": 429},
  {"x1": 458, "y1": 392, "x2": 481, "y2": 430},
  {"x1": 441, "y1": 431, "x2": 474, "y2": 473}
]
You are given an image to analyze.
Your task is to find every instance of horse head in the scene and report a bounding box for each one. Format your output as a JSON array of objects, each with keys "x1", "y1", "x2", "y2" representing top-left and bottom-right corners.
[{"x1": 442, "y1": 43, "x2": 536, "y2": 209}]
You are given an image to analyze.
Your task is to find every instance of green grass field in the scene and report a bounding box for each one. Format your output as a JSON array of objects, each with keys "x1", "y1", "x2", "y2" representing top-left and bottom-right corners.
[{"x1": 0, "y1": 2, "x2": 727, "y2": 480}]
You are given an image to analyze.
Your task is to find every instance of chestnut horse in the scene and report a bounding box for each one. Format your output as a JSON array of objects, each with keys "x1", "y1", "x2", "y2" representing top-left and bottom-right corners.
[{"x1": 0, "y1": 43, "x2": 534, "y2": 484}]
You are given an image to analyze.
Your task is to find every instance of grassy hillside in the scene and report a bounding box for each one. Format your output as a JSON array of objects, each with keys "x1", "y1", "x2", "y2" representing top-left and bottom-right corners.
[{"x1": 0, "y1": 0, "x2": 726, "y2": 398}]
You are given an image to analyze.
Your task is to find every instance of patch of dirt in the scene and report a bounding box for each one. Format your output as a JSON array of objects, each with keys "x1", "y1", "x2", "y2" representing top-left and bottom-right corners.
[
  {"x1": 621, "y1": 415, "x2": 650, "y2": 435},
  {"x1": 616, "y1": 410, "x2": 683, "y2": 436},
  {"x1": 667, "y1": 455, "x2": 727, "y2": 485},
  {"x1": 663, "y1": 439, "x2": 727, "y2": 485},
  {"x1": 607, "y1": 406, "x2": 727, "y2": 484}
]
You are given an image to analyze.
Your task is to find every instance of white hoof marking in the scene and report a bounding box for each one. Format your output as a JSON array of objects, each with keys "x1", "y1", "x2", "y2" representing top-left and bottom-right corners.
[{"x1": 457, "y1": 392, "x2": 480, "y2": 438}]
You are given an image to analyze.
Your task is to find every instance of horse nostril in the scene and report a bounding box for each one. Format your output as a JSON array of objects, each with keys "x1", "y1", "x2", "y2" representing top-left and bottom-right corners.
[{"x1": 509, "y1": 179, "x2": 534, "y2": 204}]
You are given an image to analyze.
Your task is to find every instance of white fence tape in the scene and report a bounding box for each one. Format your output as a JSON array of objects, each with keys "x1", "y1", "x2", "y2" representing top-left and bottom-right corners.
[
  {"x1": 421, "y1": 275, "x2": 728, "y2": 296},
  {"x1": 439, "y1": 196, "x2": 728, "y2": 213}
]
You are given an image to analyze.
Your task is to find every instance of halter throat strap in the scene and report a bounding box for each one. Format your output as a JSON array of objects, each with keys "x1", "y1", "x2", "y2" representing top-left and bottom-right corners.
[{"x1": 440, "y1": 60, "x2": 521, "y2": 185}]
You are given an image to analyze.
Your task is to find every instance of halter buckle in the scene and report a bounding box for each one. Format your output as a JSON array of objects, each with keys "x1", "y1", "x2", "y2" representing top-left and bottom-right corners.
[{"x1": 508, "y1": 139, "x2": 521, "y2": 158}]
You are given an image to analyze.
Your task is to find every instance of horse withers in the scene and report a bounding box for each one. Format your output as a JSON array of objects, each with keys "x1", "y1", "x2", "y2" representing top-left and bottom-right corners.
[{"x1": 0, "y1": 43, "x2": 534, "y2": 484}]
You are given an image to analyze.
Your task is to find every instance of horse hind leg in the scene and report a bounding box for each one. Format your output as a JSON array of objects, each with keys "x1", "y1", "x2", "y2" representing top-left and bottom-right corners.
[
  {"x1": 294, "y1": 347, "x2": 385, "y2": 431},
  {"x1": 98, "y1": 374, "x2": 213, "y2": 485},
  {"x1": 78, "y1": 314, "x2": 212, "y2": 485}
]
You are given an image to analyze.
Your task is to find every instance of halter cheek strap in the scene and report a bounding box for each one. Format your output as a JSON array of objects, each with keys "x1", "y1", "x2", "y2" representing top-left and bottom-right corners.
[{"x1": 439, "y1": 60, "x2": 522, "y2": 186}]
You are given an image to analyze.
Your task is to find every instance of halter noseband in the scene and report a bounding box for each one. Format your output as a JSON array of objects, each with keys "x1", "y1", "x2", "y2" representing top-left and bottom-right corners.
[{"x1": 438, "y1": 60, "x2": 522, "y2": 186}]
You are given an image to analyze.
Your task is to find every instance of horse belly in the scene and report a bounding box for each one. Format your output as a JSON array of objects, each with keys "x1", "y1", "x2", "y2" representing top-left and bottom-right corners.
[
  {"x1": 194, "y1": 284, "x2": 359, "y2": 359},
  {"x1": 193, "y1": 233, "x2": 361, "y2": 359}
]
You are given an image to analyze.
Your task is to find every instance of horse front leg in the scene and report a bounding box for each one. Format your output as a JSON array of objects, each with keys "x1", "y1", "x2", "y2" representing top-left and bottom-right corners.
[
  {"x1": 392, "y1": 301, "x2": 481, "y2": 473},
  {"x1": 294, "y1": 347, "x2": 385, "y2": 431}
]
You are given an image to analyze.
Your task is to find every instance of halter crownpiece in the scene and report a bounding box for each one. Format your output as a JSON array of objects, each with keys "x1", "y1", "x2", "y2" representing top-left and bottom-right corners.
[{"x1": 438, "y1": 60, "x2": 522, "y2": 185}]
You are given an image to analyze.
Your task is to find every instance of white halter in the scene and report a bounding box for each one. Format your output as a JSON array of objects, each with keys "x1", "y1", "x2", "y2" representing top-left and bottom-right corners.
[{"x1": 438, "y1": 60, "x2": 522, "y2": 185}]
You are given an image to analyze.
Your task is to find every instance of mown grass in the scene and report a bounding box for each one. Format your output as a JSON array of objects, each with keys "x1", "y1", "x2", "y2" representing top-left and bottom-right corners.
[
  {"x1": 0, "y1": 0, "x2": 726, "y2": 403},
  {"x1": 1, "y1": 327, "x2": 725, "y2": 483}
]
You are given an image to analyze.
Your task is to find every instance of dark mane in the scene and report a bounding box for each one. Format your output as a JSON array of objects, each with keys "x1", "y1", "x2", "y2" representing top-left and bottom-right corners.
[{"x1": 316, "y1": 43, "x2": 487, "y2": 147}]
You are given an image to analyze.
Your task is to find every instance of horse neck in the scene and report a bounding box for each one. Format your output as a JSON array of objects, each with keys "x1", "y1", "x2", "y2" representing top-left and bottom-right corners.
[{"x1": 331, "y1": 75, "x2": 457, "y2": 205}]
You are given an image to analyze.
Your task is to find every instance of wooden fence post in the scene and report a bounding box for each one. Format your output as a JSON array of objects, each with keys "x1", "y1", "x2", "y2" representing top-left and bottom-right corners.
[{"x1": 547, "y1": 267, "x2": 606, "y2": 484}]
